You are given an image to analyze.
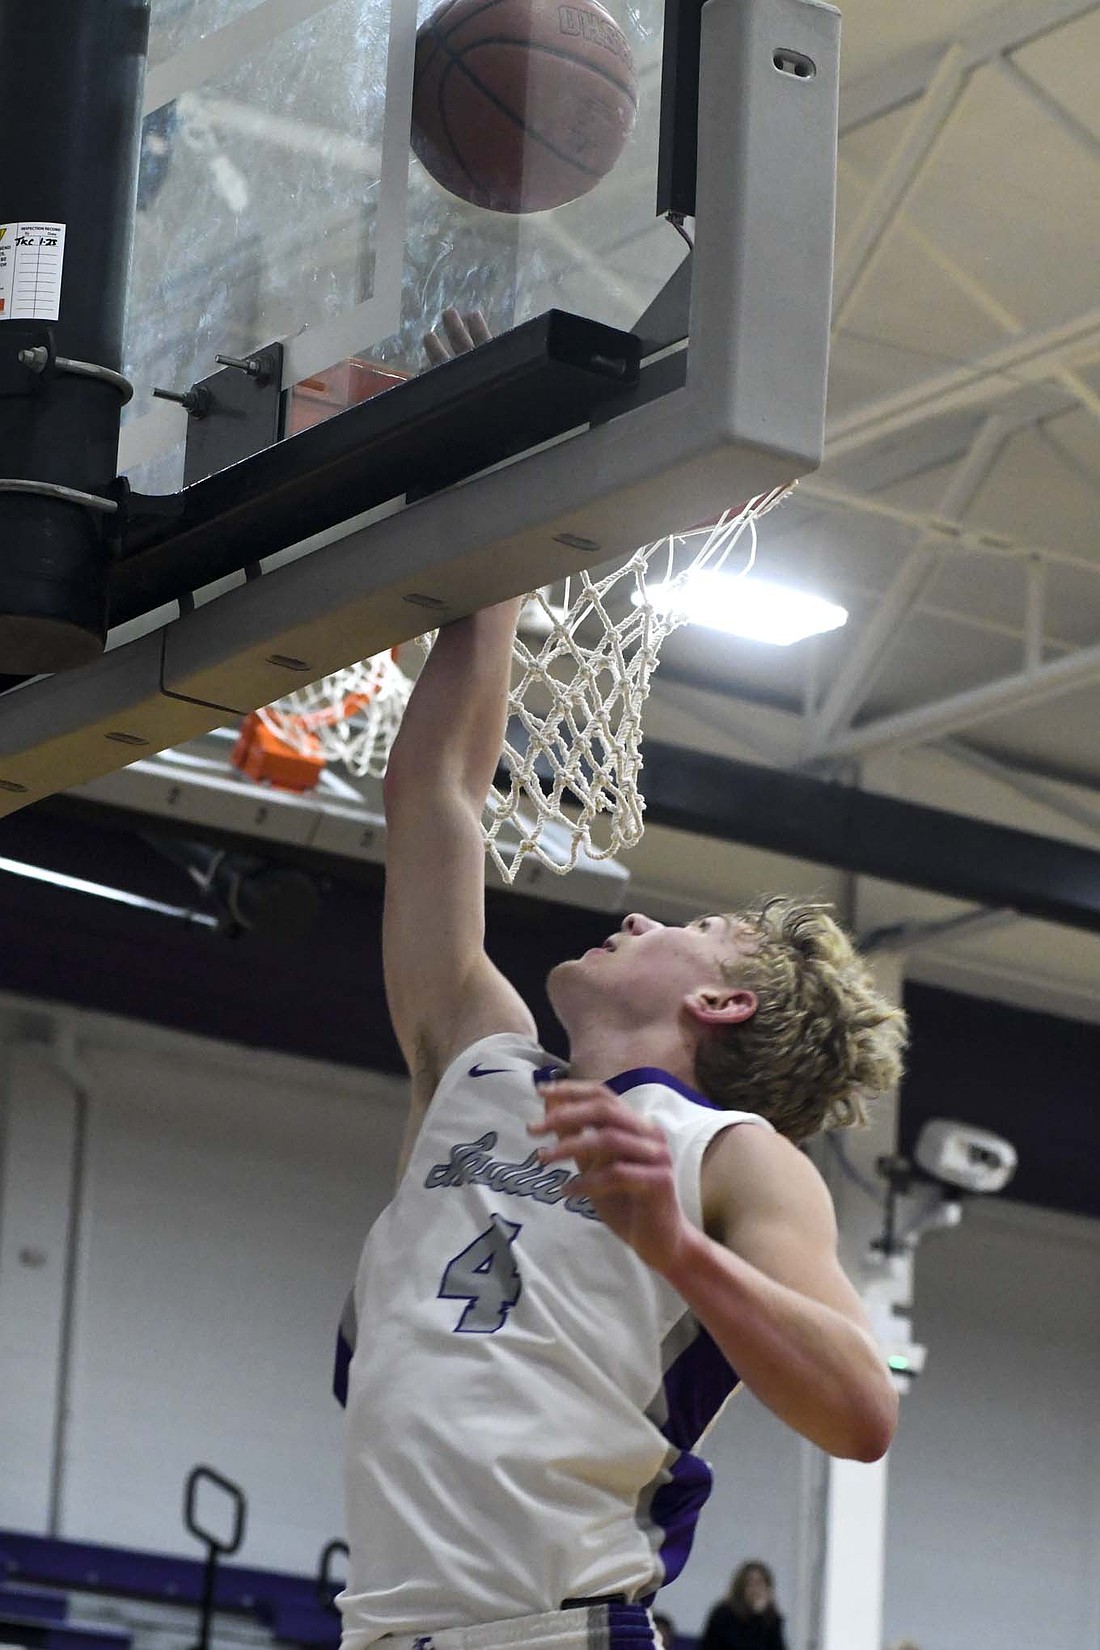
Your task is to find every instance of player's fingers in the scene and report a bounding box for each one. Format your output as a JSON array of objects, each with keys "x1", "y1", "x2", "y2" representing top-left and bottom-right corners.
[
  {"x1": 465, "y1": 308, "x2": 492, "y2": 346},
  {"x1": 531, "y1": 1095, "x2": 658, "y2": 1137},
  {"x1": 536, "y1": 1078, "x2": 609, "y2": 1098},
  {"x1": 422, "y1": 329, "x2": 450, "y2": 367},
  {"x1": 442, "y1": 306, "x2": 476, "y2": 355},
  {"x1": 538, "y1": 1128, "x2": 669, "y2": 1169},
  {"x1": 572, "y1": 1162, "x2": 671, "y2": 1198}
]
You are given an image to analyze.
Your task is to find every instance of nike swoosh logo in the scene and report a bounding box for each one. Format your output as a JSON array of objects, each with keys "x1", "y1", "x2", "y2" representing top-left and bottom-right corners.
[{"x1": 468, "y1": 1062, "x2": 509, "y2": 1077}]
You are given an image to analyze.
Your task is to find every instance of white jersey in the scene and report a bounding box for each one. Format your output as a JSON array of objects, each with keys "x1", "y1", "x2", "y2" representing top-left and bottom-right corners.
[{"x1": 336, "y1": 1034, "x2": 774, "y2": 1648}]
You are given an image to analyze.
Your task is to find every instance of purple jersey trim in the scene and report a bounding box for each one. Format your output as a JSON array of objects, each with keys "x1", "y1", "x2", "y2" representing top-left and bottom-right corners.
[
  {"x1": 533, "y1": 1061, "x2": 717, "y2": 1111},
  {"x1": 333, "y1": 1327, "x2": 352, "y2": 1409},
  {"x1": 606, "y1": 1067, "x2": 719, "y2": 1110},
  {"x1": 649, "y1": 1324, "x2": 740, "y2": 1587}
]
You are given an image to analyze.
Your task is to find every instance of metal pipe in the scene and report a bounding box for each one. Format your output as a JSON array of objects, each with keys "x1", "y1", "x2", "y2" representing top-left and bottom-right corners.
[
  {"x1": 0, "y1": 2, "x2": 149, "y2": 673},
  {"x1": 46, "y1": 1027, "x2": 94, "y2": 1537}
]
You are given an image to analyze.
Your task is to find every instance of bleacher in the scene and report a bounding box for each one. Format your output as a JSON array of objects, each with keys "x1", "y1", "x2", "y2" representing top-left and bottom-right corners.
[{"x1": 0, "y1": 1530, "x2": 340, "y2": 1650}]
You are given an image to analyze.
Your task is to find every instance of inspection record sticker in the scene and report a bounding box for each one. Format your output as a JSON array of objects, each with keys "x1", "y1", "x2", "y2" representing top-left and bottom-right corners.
[{"x1": 0, "y1": 222, "x2": 66, "y2": 321}]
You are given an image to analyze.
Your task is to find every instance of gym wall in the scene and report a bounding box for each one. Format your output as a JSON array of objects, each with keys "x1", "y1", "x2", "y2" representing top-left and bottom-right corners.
[{"x1": 0, "y1": 1003, "x2": 1097, "y2": 1649}]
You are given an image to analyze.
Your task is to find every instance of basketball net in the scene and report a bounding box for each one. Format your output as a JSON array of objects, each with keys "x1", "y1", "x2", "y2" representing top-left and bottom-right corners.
[
  {"x1": 257, "y1": 486, "x2": 791, "y2": 879},
  {"x1": 256, "y1": 649, "x2": 412, "y2": 779}
]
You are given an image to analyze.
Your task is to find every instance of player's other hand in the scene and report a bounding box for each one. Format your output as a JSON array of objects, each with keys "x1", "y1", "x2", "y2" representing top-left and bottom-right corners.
[
  {"x1": 529, "y1": 1080, "x2": 690, "y2": 1275},
  {"x1": 423, "y1": 306, "x2": 492, "y2": 366}
]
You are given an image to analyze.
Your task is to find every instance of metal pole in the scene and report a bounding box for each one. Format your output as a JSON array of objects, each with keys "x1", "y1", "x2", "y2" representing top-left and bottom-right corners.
[{"x1": 0, "y1": 2, "x2": 149, "y2": 673}]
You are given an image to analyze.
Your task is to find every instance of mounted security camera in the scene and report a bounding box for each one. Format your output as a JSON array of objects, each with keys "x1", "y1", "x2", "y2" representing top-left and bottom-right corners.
[{"x1": 914, "y1": 1120, "x2": 1017, "y2": 1196}]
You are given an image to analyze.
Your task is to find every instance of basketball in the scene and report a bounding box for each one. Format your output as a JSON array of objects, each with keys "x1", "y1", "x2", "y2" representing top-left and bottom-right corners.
[{"x1": 410, "y1": 0, "x2": 639, "y2": 214}]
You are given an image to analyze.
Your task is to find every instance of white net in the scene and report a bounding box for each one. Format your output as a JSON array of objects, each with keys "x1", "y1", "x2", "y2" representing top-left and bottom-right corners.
[
  {"x1": 256, "y1": 649, "x2": 413, "y2": 778},
  {"x1": 485, "y1": 485, "x2": 791, "y2": 878},
  {"x1": 255, "y1": 485, "x2": 791, "y2": 878}
]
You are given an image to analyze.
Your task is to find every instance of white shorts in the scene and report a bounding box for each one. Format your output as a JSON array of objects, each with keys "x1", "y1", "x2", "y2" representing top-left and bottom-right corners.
[{"x1": 377, "y1": 1601, "x2": 657, "y2": 1650}]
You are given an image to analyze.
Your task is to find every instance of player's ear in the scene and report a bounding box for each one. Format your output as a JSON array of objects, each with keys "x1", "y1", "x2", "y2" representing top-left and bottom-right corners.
[{"x1": 683, "y1": 986, "x2": 757, "y2": 1027}]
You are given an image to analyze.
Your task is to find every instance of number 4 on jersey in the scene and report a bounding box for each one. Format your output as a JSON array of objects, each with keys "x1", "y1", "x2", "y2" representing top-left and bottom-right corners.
[{"x1": 439, "y1": 1215, "x2": 522, "y2": 1332}]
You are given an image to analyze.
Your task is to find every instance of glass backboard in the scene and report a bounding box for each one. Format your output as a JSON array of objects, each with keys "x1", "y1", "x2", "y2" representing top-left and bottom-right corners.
[
  {"x1": 0, "y1": 0, "x2": 839, "y2": 814},
  {"x1": 121, "y1": 0, "x2": 685, "y2": 492}
]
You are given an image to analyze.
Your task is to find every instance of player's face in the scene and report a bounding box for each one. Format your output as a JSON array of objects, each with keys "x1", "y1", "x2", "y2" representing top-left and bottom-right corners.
[{"x1": 549, "y1": 910, "x2": 755, "y2": 1031}]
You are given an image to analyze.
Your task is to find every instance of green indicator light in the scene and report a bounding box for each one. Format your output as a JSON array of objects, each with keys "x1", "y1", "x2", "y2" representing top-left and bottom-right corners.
[{"x1": 887, "y1": 1355, "x2": 911, "y2": 1371}]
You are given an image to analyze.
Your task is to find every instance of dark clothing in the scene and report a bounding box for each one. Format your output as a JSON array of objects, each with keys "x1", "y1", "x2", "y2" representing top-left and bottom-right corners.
[{"x1": 700, "y1": 1603, "x2": 788, "y2": 1650}]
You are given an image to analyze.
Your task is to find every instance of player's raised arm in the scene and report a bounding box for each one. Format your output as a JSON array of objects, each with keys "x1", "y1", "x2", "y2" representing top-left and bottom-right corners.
[
  {"x1": 382, "y1": 314, "x2": 536, "y2": 1125},
  {"x1": 383, "y1": 596, "x2": 536, "y2": 1096}
]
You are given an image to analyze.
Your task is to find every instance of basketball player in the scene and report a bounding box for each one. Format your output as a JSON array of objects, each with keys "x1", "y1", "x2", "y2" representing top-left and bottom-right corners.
[{"x1": 335, "y1": 311, "x2": 907, "y2": 1650}]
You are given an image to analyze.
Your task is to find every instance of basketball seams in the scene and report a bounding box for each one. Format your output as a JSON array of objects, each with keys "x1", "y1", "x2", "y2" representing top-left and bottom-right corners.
[
  {"x1": 412, "y1": 0, "x2": 638, "y2": 211},
  {"x1": 438, "y1": 0, "x2": 516, "y2": 39},
  {"x1": 460, "y1": 37, "x2": 637, "y2": 107},
  {"x1": 434, "y1": 35, "x2": 607, "y2": 185},
  {"x1": 434, "y1": 59, "x2": 482, "y2": 192}
]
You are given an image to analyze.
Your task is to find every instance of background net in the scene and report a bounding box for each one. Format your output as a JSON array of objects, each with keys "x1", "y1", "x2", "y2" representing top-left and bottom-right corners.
[{"x1": 258, "y1": 485, "x2": 792, "y2": 878}]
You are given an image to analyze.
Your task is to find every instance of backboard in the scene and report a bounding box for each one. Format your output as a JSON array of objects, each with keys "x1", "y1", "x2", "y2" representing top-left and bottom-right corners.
[{"x1": 0, "y1": 0, "x2": 839, "y2": 813}]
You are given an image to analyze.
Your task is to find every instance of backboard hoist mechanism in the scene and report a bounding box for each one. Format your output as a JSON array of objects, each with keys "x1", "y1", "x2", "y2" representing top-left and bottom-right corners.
[{"x1": 0, "y1": 0, "x2": 841, "y2": 869}]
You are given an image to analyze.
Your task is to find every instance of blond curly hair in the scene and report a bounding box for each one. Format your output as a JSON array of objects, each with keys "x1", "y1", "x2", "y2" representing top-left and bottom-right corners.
[{"x1": 693, "y1": 896, "x2": 908, "y2": 1143}]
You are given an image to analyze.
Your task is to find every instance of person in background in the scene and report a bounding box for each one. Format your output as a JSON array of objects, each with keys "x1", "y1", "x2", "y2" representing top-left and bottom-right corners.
[{"x1": 701, "y1": 1562, "x2": 788, "y2": 1650}]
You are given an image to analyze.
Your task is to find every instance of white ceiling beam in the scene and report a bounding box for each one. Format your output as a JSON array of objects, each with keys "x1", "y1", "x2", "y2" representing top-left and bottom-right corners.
[
  {"x1": 795, "y1": 479, "x2": 1099, "y2": 579},
  {"x1": 807, "y1": 639, "x2": 1100, "y2": 763},
  {"x1": 862, "y1": 905, "x2": 1020, "y2": 958},
  {"x1": 832, "y1": 45, "x2": 969, "y2": 328},
  {"x1": 837, "y1": 156, "x2": 1100, "y2": 429},
  {"x1": 825, "y1": 307, "x2": 1100, "y2": 459},
  {"x1": 940, "y1": 739, "x2": 1100, "y2": 838},
  {"x1": 839, "y1": 0, "x2": 1100, "y2": 133},
  {"x1": 803, "y1": 417, "x2": 1015, "y2": 759},
  {"x1": 1022, "y1": 557, "x2": 1048, "y2": 673},
  {"x1": 993, "y1": 54, "x2": 1100, "y2": 165}
]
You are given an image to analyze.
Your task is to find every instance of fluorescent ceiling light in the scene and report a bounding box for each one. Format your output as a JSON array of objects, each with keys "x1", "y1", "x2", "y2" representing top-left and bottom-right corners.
[
  {"x1": 0, "y1": 854, "x2": 218, "y2": 926},
  {"x1": 642, "y1": 573, "x2": 848, "y2": 645}
]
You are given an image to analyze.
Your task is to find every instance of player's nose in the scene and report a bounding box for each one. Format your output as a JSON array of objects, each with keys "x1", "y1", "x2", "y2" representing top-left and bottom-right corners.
[{"x1": 621, "y1": 912, "x2": 661, "y2": 935}]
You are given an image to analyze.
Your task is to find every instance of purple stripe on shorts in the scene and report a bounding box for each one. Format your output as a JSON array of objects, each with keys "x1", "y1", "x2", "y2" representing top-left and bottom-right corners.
[{"x1": 607, "y1": 1603, "x2": 656, "y2": 1649}]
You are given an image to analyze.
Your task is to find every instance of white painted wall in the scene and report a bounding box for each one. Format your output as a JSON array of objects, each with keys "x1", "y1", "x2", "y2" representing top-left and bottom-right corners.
[
  {"x1": 1, "y1": 1001, "x2": 1098, "y2": 1650},
  {"x1": 0, "y1": 1005, "x2": 406, "y2": 1572},
  {"x1": 882, "y1": 1198, "x2": 1100, "y2": 1650}
]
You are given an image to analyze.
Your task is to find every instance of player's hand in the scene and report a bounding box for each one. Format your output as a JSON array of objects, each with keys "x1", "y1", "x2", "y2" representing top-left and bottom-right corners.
[
  {"x1": 529, "y1": 1080, "x2": 691, "y2": 1274},
  {"x1": 423, "y1": 306, "x2": 492, "y2": 366}
]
